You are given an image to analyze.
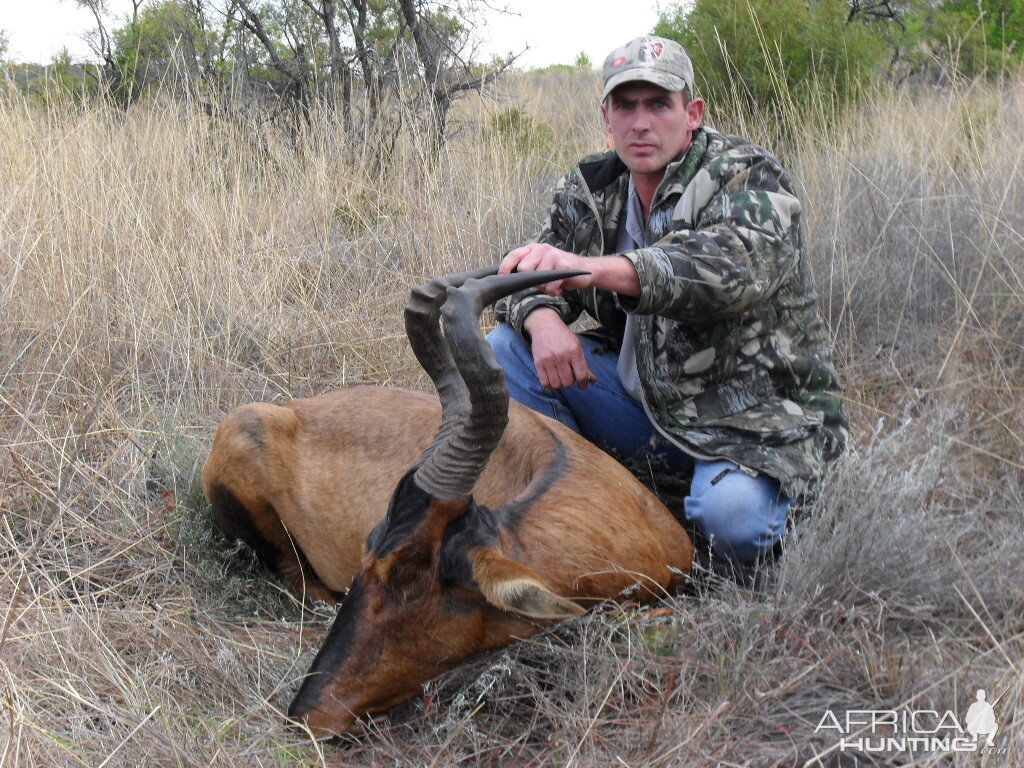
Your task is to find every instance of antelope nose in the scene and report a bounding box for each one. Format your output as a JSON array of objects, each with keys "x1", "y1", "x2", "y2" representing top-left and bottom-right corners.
[{"x1": 288, "y1": 701, "x2": 355, "y2": 740}]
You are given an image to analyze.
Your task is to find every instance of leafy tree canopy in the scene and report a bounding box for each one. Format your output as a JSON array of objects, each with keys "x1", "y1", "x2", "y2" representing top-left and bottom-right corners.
[
  {"x1": 654, "y1": 0, "x2": 885, "y2": 112},
  {"x1": 655, "y1": 0, "x2": 1023, "y2": 114}
]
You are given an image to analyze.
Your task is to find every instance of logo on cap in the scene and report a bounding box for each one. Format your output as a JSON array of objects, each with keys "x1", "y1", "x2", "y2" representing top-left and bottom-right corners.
[
  {"x1": 639, "y1": 41, "x2": 664, "y2": 62},
  {"x1": 611, "y1": 56, "x2": 627, "y2": 68}
]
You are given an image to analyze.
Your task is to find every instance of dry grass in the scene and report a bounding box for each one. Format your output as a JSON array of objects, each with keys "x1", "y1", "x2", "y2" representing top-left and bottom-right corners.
[{"x1": 1, "y1": 69, "x2": 1022, "y2": 767}]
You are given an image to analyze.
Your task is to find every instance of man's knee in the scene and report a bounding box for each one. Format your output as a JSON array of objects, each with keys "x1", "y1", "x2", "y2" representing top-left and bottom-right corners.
[
  {"x1": 487, "y1": 323, "x2": 540, "y2": 384},
  {"x1": 685, "y1": 464, "x2": 791, "y2": 562},
  {"x1": 486, "y1": 323, "x2": 525, "y2": 365}
]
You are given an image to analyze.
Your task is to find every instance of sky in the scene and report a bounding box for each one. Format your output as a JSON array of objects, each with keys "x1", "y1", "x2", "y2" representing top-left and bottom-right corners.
[{"x1": 0, "y1": 0, "x2": 667, "y2": 68}]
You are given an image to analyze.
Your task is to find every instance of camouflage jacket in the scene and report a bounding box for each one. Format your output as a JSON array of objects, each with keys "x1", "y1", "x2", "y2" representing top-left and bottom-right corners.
[{"x1": 495, "y1": 127, "x2": 848, "y2": 498}]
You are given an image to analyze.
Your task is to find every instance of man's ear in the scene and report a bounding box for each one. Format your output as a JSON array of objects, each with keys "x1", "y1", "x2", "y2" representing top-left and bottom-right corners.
[
  {"x1": 686, "y1": 97, "x2": 705, "y2": 131},
  {"x1": 601, "y1": 100, "x2": 611, "y2": 133},
  {"x1": 471, "y1": 547, "x2": 585, "y2": 620}
]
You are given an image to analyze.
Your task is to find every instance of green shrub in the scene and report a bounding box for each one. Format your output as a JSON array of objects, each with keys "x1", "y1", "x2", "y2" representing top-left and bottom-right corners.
[
  {"x1": 919, "y1": 0, "x2": 1024, "y2": 77},
  {"x1": 655, "y1": 0, "x2": 886, "y2": 115},
  {"x1": 483, "y1": 105, "x2": 555, "y2": 154},
  {"x1": 574, "y1": 50, "x2": 593, "y2": 71}
]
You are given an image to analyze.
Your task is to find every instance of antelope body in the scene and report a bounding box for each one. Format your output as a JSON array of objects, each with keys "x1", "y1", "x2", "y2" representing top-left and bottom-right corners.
[{"x1": 201, "y1": 267, "x2": 693, "y2": 737}]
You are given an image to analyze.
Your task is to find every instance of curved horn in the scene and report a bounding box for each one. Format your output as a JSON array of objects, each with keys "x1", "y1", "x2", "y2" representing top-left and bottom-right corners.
[
  {"x1": 404, "y1": 266, "x2": 499, "y2": 470},
  {"x1": 413, "y1": 269, "x2": 588, "y2": 502}
]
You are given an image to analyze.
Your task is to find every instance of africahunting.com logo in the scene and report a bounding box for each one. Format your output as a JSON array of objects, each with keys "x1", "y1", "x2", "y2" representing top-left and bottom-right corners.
[{"x1": 814, "y1": 689, "x2": 1009, "y2": 756}]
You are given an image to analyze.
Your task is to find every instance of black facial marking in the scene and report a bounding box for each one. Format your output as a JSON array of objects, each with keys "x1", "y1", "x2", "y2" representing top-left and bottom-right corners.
[
  {"x1": 366, "y1": 468, "x2": 435, "y2": 558},
  {"x1": 440, "y1": 502, "x2": 498, "y2": 589},
  {"x1": 288, "y1": 577, "x2": 367, "y2": 719}
]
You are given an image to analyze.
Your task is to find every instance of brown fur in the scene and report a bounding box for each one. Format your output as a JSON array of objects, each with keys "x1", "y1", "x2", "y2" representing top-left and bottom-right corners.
[{"x1": 202, "y1": 385, "x2": 692, "y2": 600}]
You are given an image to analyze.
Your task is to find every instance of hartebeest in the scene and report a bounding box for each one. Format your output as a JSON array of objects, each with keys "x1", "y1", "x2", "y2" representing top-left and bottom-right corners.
[{"x1": 201, "y1": 266, "x2": 693, "y2": 737}]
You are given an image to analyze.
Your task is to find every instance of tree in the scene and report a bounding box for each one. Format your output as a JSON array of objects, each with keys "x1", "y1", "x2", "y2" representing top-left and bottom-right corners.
[
  {"x1": 60, "y1": 0, "x2": 146, "y2": 102},
  {"x1": 845, "y1": 0, "x2": 905, "y2": 25},
  {"x1": 111, "y1": 0, "x2": 216, "y2": 101},
  {"x1": 397, "y1": 0, "x2": 513, "y2": 151},
  {"x1": 656, "y1": 0, "x2": 1022, "y2": 111},
  {"x1": 655, "y1": 0, "x2": 886, "y2": 113},
  {"x1": 59, "y1": 0, "x2": 515, "y2": 152},
  {"x1": 928, "y1": 0, "x2": 1024, "y2": 75}
]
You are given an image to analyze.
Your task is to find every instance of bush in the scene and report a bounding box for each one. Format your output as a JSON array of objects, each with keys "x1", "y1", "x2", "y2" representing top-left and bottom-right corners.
[
  {"x1": 917, "y1": 0, "x2": 1024, "y2": 78},
  {"x1": 483, "y1": 105, "x2": 555, "y2": 154},
  {"x1": 655, "y1": 0, "x2": 886, "y2": 115}
]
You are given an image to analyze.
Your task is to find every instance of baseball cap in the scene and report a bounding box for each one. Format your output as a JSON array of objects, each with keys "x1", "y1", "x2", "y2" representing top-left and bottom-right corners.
[{"x1": 601, "y1": 35, "x2": 694, "y2": 102}]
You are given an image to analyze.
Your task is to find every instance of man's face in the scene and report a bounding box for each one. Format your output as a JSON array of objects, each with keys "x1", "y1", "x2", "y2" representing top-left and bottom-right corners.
[{"x1": 601, "y1": 83, "x2": 705, "y2": 180}]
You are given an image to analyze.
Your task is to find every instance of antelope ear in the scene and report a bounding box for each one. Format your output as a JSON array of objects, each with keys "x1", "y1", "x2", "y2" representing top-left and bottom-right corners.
[{"x1": 471, "y1": 547, "x2": 585, "y2": 620}]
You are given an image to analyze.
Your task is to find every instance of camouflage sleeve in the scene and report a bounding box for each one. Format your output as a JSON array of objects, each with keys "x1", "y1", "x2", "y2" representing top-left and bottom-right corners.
[
  {"x1": 494, "y1": 173, "x2": 586, "y2": 335},
  {"x1": 617, "y1": 150, "x2": 802, "y2": 323}
]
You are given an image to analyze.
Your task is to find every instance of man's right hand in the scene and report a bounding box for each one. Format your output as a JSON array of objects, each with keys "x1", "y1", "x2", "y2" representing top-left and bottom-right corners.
[{"x1": 523, "y1": 308, "x2": 597, "y2": 389}]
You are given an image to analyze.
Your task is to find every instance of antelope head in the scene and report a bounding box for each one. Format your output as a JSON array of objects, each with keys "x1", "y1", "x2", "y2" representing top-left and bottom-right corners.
[{"x1": 287, "y1": 266, "x2": 589, "y2": 738}]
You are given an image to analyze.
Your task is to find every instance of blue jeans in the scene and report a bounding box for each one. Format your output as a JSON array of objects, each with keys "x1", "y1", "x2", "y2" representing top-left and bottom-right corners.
[{"x1": 487, "y1": 323, "x2": 792, "y2": 563}]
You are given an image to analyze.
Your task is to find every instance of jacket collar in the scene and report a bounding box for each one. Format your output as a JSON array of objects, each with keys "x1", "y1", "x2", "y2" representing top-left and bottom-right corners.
[
  {"x1": 576, "y1": 127, "x2": 710, "y2": 200},
  {"x1": 578, "y1": 152, "x2": 627, "y2": 193}
]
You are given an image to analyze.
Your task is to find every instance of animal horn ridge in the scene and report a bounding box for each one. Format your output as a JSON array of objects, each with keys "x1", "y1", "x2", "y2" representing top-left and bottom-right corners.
[{"x1": 412, "y1": 268, "x2": 588, "y2": 502}]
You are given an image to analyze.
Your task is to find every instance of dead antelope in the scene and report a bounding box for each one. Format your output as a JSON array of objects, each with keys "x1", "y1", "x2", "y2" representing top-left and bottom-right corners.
[{"x1": 201, "y1": 266, "x2": 693, "y2": 738}]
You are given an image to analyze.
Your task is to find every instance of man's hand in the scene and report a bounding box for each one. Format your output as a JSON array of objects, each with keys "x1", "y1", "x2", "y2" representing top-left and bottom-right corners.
[
  {"x1": 499, "y1": 244, "x2": 593, "y2": 296},
  {"x1": 500, "y1": 244, "x2": 641, "y2": 298},
  {"x1": 523, "y1": 308, "x2": 596, "y2": 389}
]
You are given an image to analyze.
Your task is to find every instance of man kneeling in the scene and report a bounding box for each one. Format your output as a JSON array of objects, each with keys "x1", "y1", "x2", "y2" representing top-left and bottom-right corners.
[{"x1": 491, "y1": 35, "x2": 848, "y2": 579}]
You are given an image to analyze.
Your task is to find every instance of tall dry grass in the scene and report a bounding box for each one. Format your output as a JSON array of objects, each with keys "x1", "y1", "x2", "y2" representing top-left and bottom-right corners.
[{"x1": 1, "y1": 68, "x2": 1022, "y2": 767}]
